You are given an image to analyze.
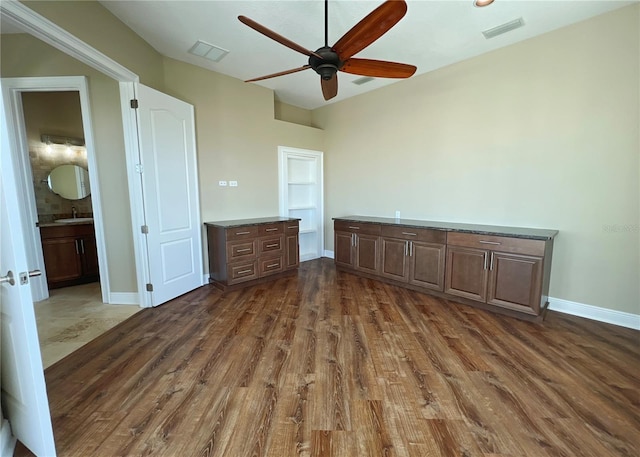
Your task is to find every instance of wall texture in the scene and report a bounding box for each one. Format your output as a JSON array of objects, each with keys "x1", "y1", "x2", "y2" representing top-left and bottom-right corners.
[{"x1": 313, "y1": 4, "x2": 639, "y2": 315}]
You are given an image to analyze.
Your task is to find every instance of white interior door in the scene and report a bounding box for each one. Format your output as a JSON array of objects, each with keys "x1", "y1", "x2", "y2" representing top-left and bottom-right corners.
[
  {"x1": 1, "y1": 95, "x2": 56, "y2": 456},
  {"x1": 278, "y1": 147, "x2": 324, "y2": 261},
  {"x1": 136, "y1": 84, "x2": 203, "y2": 306}
]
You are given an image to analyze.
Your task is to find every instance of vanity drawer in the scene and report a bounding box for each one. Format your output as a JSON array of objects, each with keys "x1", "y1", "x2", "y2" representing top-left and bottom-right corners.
[
  {"x1": 259, "y1": 255, "x2": 284, "y2": 276},
  {"x1": 285, "y1": 221, "x2": 299, "y2": 233},
  {"x1": 226, "y1": 239, "x2": 257, "y2": 261},
  {"x1": 258, "y1": 235, "x2": 283, "y2": 255},
  {"x1": 227, "y1": 261, "x2": 258, "y2": 285},
  {"x1": 446, "y1": 232, "x2": 545, "y2": 256},
  {"x1": 381, "y1": 225, "x2": 446, "y2": 244},
  {"x1": 258, "y1": 223, "x2": 283, "y2": 236},
  {"x1": 334, "y1": 221, "x2": 381, "y2": 235},
  {"x1": 226, "y1": 226, "x2": 259, "y2": 241}
]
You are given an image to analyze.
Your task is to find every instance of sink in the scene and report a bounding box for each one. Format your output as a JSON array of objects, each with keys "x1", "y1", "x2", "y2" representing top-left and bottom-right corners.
[{"x1": 54, "y1": 217, "x2": 94, "y2": 224}]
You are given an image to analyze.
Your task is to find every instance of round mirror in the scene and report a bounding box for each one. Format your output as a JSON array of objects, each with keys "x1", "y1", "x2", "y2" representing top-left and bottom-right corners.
[{"x1": 47, "y1": 165, "x2": 91, "y2": 200}]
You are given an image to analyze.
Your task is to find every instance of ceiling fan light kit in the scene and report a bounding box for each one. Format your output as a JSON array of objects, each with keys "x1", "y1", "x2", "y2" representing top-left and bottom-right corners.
[
  {"x1": 238, "y1": 0, "x2": 417, "y2": 101},
  {"x1": 474, "y1": 0, "x2": 495, "y2": 7}
]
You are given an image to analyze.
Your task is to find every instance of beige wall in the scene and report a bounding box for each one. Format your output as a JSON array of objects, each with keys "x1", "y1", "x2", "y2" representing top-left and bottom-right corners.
[
  {"x1": 161, "y1": 58, "x2": 325, "y2": 270},
  {"x1": 313, "y1": 5, "x2": 639, "y2": 315},
  {"x1": 1, "y1": 34, "x2": 137, "y2": 293}
]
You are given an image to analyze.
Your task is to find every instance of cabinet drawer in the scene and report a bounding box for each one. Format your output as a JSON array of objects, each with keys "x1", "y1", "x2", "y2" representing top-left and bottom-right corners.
[
  {"x1": 259, "y1": 235, "x2": 284, "y2": 255},
  {"x1": 226, "y1": 226, "x2": 259, "y2": 241},
  {"x1": 259, "y1": 255, "x2": 284, "y2": 276},
  {"x1": 226, "y1": 239, "x2": 256, "y2": 261},
  {"x1": 381, "y1": 225, "x2": 446, "y2": 244},
  {"x1": 285, "y1": 221, "x2": 299, "y2": 233},
  {"x1": 259, "y1": 223, "x2": 283, "y2": 236},
  {"x1": 227, "y1": 261, "x2": 258, "y2": 284},
  {"x1": 334, "y1": 220, "x2": 381, "y2": 235},
  {"x1": 447, "y1": 232, "x2": 545, "y2": 257}
]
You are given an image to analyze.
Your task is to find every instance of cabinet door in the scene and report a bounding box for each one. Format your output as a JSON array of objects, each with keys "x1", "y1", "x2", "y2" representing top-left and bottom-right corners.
[
  {"x1": 409, "y1": 241, "x2": 445, "y2": 291},
  {"x1": 285, "y1": 232, "x2": 299, "y2": 269},
  {"x1": 355, "y1": 233, "x2": 379, "y2": 274},
  {"x1": 80, "y1": 236, "x2": 100, "y2": 278},
  {"x1": 380, "y1": 237, "x2": 408, "y2": 282},
  {"x1": 487, "y1": 252, "x2": 543, "y2": 315},
  {"x1": 444, "y1": 246, "x2": 488, "y2": 302},
  {"x1": 42, "y1": 237, "x2": 82, "y2": 287},
  {"x1": 335, "y1": 231, "x2": 354, "y2": 268}
]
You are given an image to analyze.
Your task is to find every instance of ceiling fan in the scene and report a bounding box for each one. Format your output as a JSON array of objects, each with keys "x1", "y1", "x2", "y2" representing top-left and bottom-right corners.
[{"x1": 238, "y1": 0, "x2": 417, "y2": 101}]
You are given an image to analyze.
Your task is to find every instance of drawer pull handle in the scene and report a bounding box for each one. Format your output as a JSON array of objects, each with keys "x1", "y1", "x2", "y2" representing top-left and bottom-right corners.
[
  {"x1": 266, "y1": 263, "x2": 279, "y2": 268},
  {"x1": 265, "y1": 243, "x2": 279, "y2": 248},
  {"x1": 236, "y1": 248, "x2": 252, "y2": 253},
  {"x1": 237, "y1": 269, "x2": 253, "y2": 275},
  {"x1": 287, "y1": 226, "x2": 298, "y2": 229},
  {"x1": 479, "y1": 240, "x2": 501, "y2": 245},
  {"x1": 402, "y1": 232, "x2": 417, "y2": 236},
  {"x1": 235, "y1": 231, "x2": 251, "y2": 235},
  {"x1": 265, "y1": 228, "x2": 279, "y2": 232},
  {"x1": 348, "y1": 226, "x2": 360, "y2": 230}
]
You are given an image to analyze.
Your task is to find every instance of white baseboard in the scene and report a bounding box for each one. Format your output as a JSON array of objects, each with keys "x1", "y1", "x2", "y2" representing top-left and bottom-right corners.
[
  {"x1": 0, "y1": 419, "x2": 16, "y2": 457},
  {"x1": 323, "y1": 250, "x2": 334, "y2": 259},
  {"x1": 108, "y1": 292, "x2": 139, "y2": 305},
  {"x1": 548, "y1": 297, "x2": 640, "y2": 330}
]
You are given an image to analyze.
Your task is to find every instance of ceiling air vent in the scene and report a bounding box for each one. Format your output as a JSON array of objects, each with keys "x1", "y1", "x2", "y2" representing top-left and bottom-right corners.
[
  {"x1": 482, "y1": 17, "x2": 525, "y2": 39},
  {"x1": 352, "y1": 76, "x2": 375, "y2": 85},
  {"x1": 188, "y1": 40, "x2": 229, "y2": 62}
]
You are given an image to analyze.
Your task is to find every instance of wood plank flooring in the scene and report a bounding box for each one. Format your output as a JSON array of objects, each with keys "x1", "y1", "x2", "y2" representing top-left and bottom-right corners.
[{"x1": 16, "y1": 258, "x2": 640, "y2": 456}]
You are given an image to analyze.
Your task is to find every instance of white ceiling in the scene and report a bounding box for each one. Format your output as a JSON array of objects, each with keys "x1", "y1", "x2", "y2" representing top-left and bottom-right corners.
[{"x1": 7, "y1": 1, "x2": 636, "y2": 109}]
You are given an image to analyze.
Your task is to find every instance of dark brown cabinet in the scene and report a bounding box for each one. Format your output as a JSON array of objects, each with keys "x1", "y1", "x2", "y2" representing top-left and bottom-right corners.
[
  {"x1": 445, "y1": 232, "x2": 547, "y2": 316},
  {"x1": 40, "y1": 223, "x2": 99, "y2": 289},
  {"x1": 206, "y1": 217, "x2": 300, "y2": 290},
  {"x1": 380, "y1": 227, "x2": 446, "y2": 291},
  {"x1": 334, "y1": 221, "x2": 380, "y2": 274},
  {"x1": 334, "y1": 217, "x2": 556, "y2": 321}
]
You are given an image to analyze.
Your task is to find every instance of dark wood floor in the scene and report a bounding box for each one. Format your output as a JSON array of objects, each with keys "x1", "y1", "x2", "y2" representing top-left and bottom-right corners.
[{"x1": 17, "y1": 258, "x2": 640, "y2": 457}]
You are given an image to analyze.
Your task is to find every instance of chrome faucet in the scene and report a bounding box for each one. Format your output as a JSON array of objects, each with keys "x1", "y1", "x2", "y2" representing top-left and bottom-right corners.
[{"x1": 71, "y1": 206, "x2": 78, "y2": 218}]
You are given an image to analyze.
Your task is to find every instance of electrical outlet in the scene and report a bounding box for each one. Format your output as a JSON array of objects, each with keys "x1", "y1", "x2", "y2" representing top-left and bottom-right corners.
[
  {"x1": 395, "y1": 211, "x2": 401, "y2": 219},
  {"x1": 219, "y1": 180, "x2": 227, "y2": 186},
  {"x1": 229, "y1": 180, "x2": 238, "y2": 187}
]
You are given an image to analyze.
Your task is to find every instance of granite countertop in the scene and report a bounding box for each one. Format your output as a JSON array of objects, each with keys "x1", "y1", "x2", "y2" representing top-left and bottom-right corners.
[
  {"x1": 205, "y1": 216, "x2": 301, "y2": 228},
  {"x1": 333, "y1": 215, "x2": 558, "y2": 240}
]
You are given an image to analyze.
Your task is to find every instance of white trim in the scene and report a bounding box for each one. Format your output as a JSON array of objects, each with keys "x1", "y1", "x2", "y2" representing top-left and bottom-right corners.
[
  {"x1": 203, "y1": 274, "x2": 210, "y2": 285},
  {"x1": 323, "y1": 250, "x2": 335, "y2": 259},
  {"x1": 278, "y1": 146, "x2": 324, "y2": 261},
  {"x1": 0, "y1": 76, "x2": 111, "y2": 304},
  {"x1": 0, "y1": 419, "x2": 16, "y2": 457},
  {"x1": 548, "y1": 297, "x2": 640, "y2": 330},
  {"x1": 107, "y1": 292, "x2": 139, "y2": 306},
  {"x1": 0, "y1": 0, "x2": 138, "y2": 83}
]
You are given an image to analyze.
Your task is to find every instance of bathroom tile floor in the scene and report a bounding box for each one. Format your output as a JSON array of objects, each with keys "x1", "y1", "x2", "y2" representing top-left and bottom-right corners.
[{"x1": 34, "y1": 282, "x2": 141, "y2": 369}]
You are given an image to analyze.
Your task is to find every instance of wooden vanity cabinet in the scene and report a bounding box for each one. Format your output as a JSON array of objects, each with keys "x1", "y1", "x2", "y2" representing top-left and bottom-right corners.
[
  {"x1": 380, "y1": 226, "x2": 446, "y2": 291},
  {"x1": 445, "y1": 232, "x2": 547, "y2": 316},
  {"x1": 206, "y1": 218, "x2": 300, "y2": 291},
  {"x1": 40, "y1": 223, "x2": 99, "y2": 289},
  {"x1": 334, "y1": 221, "x2": 380, "y2": 274}
]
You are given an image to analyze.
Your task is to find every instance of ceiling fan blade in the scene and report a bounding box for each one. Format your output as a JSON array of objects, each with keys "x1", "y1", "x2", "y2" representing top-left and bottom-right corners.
[
  {"x1": 245, "y1": 65, "x2": 311, "y2": 82},
  {"x1": 321, "y1": 74, "x2": 338, "y2": 101},
  {"x1": 341, "y1": 58, "x2": 416, "y2": 78},
  {"x1": 238, "y1": 16, "x2": 323, "y2": 59},
  {"x1": 332, "y1": 0, "x2": 407, "y2": 61}
]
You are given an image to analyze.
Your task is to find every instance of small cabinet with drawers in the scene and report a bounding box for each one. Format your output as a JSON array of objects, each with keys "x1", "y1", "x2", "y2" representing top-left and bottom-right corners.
[{"x1": 206, "y1": 217, "x2": 300, "y2": 290}]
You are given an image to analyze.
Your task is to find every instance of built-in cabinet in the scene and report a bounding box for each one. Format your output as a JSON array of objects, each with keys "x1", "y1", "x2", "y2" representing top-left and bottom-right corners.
[
  {"x1": 206, "y1": 217, "x2": 300, "y2": 291},
  {"x1": 334, "y1": 217, "x2": 556, "y2": 321},
  {"x1": 40, "y1": 222, "x2": 99, "y2": 289}
]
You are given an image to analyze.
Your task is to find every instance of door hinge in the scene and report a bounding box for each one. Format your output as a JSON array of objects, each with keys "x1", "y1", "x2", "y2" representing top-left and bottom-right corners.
[
  {"x1": 141, "y1": 225, "x2": 149, "y2": 234},
  {"x1": 130, "y1": 99, "x2": 139, "y2": 109},
  {"x1": 146, "y1": 283, "x2": 153, "y2": 292},
  {"x1": 135, "y1": 163, "x2": 144, "y2": 174}
]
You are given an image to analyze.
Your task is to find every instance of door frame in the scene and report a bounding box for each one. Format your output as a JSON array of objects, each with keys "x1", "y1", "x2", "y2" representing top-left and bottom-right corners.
[
  {"x1": 1, "y1": 1, "x2": 154, "y2": 307},
  {"x1": 1, "y1": 76, "x2": 109, "y2": 303},
  {"x1": 277, "y1": 146, "x2": 324, "y2": 260}
]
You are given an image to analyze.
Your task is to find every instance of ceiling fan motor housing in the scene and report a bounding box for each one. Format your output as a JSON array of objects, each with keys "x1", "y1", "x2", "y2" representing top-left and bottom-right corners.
[{"x1": 309, "y1": 46, "x2": 343, "y2": 80}]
